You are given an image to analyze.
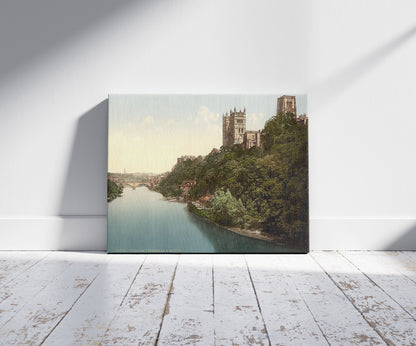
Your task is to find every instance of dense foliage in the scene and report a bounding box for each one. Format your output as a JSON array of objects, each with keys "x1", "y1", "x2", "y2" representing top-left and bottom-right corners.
[
  {"x1": 210, "y1": 190, "x2": 246, "y2": 226},
  {"x1": 155, "y1": 113, "x2": 308, "y2": 247},
  {"x1": 107, "y1": 179, "x2": 123, "y2": 202}
]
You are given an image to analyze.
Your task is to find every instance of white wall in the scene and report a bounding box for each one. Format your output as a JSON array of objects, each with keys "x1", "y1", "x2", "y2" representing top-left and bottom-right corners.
[{"x1": 0, "y1": 0, "x2": 415, "y2": 250}]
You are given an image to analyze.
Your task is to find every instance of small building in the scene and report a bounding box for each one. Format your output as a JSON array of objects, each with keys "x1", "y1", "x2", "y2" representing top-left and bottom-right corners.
[
  {"x1": 149, "y1": 172, "x2": 169, "y2": 189},
  {"x1": 177, "y1": 155, "x2": 196, "y2": 164},
  {"x1": 179, "y1": 179, "x2": 196, "y2": 197},
  {"x1": 199, "y1": 194, "x2": 212, "y2": 206},
  {"x1": 297, "y1": 113, "x2": 308, "y2": 126},
  {"x1": 243, "y1": 130, "x2": 261, "y2": 150}
]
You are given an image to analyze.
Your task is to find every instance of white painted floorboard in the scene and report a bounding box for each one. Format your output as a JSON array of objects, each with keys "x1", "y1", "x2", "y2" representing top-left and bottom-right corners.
[
  {"x1": 43, "y1": 254, "x2": 146, "y2": 345},
  {"x1": 157, "y1": 255, "x2": 214, "y2": 345},
  {"x1": 312, "y1": 251, "x2": 416, "y2": 345},
  {"x1": 341, "y1": 251, "x2": 416, "y2": 320},
  {"x1": 0, "y1": 251, "x2": 414, "y2": 345},
  {"x1": 0, "y1": 252, "x2": 72, "y2": 329},
  {"x1": 0, "y1": 252, "x2": 49, "y2": 288},
  {"x1": 279, "y1": 254, "x2": 384, "y2": 345},
  {"x1": 245, "y1": 255, "x2": 327, "y2": 345},
  {"x1": 101, "y1": 255, "x2": 178, "y2": 345},
  {"x1": 0, "y1": 252, "x2": 108, "y2": 345},
  {"x1": 213, "y1": 255, "x2": 269, "y2": 345}
]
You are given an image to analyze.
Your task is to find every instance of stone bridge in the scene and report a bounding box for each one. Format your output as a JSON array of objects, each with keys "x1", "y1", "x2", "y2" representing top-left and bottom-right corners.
[{"x1": 123, "y1": 182, "x2": 149, "y2": 189}]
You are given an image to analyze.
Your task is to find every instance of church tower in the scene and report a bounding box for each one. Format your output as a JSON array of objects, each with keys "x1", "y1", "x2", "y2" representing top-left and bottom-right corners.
[
  {"x1": 222, "y1": 107, "x2": 246, "y2": 146},
  {"x1": 277, "y1": 95, "x2": 297, "y2": 117}
]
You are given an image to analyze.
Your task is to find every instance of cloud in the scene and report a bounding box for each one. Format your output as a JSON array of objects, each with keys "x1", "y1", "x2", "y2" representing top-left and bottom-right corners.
[
  {"x1": 194, "y1": 106, "x2": 220, "y2": 124},
  {"x1": 249, "y1": 113, "x2": 265, "y2": 121}
]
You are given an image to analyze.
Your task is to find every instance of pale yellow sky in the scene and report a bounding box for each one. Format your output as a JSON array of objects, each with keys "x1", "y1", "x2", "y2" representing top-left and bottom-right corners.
[
  {"x1": 108, "y1": 94, "x2": 307, "y2": 174},
  {"x1": 109, "y1": 105, "x2": 223, "y2": 173}
]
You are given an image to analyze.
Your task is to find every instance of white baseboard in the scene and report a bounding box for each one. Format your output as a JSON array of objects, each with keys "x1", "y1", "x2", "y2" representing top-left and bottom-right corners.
[
  {"x1": 0, "y1": 216, "x2": 106, "y2": 251},
  {"x1": 0, "y1": 217, "x2": 415, "y2": 251},
  {"x1": 310, "y1": 218, "x2": 416, "y2": 250}
]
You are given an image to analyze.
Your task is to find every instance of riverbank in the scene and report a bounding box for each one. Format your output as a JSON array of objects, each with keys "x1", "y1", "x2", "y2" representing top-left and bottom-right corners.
[
  {"x1": 153, "y1": 189, "x2": 288, "y2": 247},
  {"x1": 164, "y1": 196, "x2": 185, "y2": 203},
  {"x1": 187, "y1": 202, "x2": 285, "y2": 246},
  {"x1": 221, "y1": 225, "x2": 283, "y2": 245}
]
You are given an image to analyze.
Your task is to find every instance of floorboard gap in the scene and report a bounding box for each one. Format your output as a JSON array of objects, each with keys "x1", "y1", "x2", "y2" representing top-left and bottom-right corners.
[
  {"x1": 154, "y1": 255, "x2": 180, "y2": 346},
  {"x1": 244, "y1": 255, "x2": 272, "y2": 346},
  {"x1": 39, "y1": 270, "x2": 101, "y2": 345},
  {"x1": 339, "y1": 251, "x2": 416, "y2": 322},
  {"x1": 311, "y1": 252, "x2": 390, "y2": 345}
]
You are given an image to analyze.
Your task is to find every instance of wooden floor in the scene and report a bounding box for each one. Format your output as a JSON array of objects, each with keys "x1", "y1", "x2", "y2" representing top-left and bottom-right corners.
[{"x1": 0, "y1": 252, "x2": 415, "y2": 345}]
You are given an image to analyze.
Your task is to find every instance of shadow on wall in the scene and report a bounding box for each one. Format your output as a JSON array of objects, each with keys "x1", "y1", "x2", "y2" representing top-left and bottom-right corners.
[
  {"x1": 386, "y1": 223, "x2": 416, "y2": 251},
  {"x1": 0, "y1": 0, "x2": 138, "y2": 82},
  {"x1": 59, "y1": 100, "x2": 108, "y2": 216},
  {"x1": 308, "y1": 23, "x2": 416, "y2": 251},
  {"x1": 58, "y1": 100, "x2": 108, "y2": 250},
  {"x1": 309, "y1": 24, "x2": 416, "y2": 110}
]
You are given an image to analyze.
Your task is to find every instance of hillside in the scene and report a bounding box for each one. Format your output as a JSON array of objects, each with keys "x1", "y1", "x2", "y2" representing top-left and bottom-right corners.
[{"x1": 154, "y1": 113, "x2": 308, "y2": 248}]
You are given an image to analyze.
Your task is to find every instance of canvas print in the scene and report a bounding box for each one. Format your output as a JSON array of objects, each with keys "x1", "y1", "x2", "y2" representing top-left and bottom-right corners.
[{"x1": 108, "y1": 95, "x2": 308, "y2": 253}]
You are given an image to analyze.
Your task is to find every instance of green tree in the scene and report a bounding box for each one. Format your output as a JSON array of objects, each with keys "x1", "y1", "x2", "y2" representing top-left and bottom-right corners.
[
  {"x1": 107, "y1": 179, "x2": 123, "y2": 202},
  {"x1": 210, "y1": 189, "x2": 246, "y2": 227}
]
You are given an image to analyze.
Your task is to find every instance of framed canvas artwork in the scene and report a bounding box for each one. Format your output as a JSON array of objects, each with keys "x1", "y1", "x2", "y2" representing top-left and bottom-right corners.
[{"x1": 107, "y1": 95, "x2": 309, "y2": 253}]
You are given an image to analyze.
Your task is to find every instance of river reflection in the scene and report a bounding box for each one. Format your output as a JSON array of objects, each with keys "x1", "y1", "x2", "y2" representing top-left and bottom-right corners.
[{"x1": 108, "y1": 186, "x2": 298, "y2": 253}]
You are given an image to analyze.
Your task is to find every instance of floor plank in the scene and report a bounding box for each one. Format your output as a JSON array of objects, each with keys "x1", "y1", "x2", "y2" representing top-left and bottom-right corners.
[
  {"x1": 0, "y1": 251, "x2": 73, "y2": 328},
  {"x1": 245, "y1": 255, "x2": 327, "y2": 345},
  {"x1": 213, "y1": 255, "x2": 269, "y2": 346},
  {"x1": 372, "y1": 251, "x2": 416, "y2": 283},
  {"x1": 43, "y1": 254, "x2": 145, "y2": 345},
  {"x1": 342, "y1": 251, "x2": 416, "y2": 320},
  {"x1": 101, "y1": 254, "x2": 178, "y2": 345},
  {"x1": 157, "y1": 255, "x2": 214, "y2": 345},
  {"x1": 0, "y1": 251, "x2": 414, "y2": 345},
  {"x1": 279, "y1": 254, "x2": 384, "y2": 345},
  {"x1": 403, "y1": 251, "x2": 416, "y2": 263},
  {"x1": 312, "y1": 251, "x2": 416, "y2": 345},
  {"x1": 0, "y1": 251, "x2": 49, "y2": 288},
  {"x1": 0, "y1": 252, "x2": 108, "y2": 345}
]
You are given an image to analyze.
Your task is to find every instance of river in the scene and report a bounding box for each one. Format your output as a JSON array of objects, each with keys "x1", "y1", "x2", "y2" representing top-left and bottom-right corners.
[{"x1": 108, "y1": 186, "x2": 297, "y2": 253}]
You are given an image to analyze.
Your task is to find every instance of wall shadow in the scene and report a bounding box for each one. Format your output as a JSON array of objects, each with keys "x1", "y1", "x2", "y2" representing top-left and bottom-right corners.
[
  {"x1": 59, "y1": 100, "x2": 108, "y2": 216},
  {"x1": 0, "y1": 0, "x2": 138, "y2": 82},
  {"x1": 385, "y1": 223, "x2": 416, "y2": 251},
  {"x1": 309, "y1": 24, "x2": 416, "y2": 109}
]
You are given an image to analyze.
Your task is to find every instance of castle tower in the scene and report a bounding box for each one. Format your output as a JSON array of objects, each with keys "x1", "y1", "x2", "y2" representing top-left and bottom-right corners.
[
  {"x1": 222, "y1": 108, "x2": 246, "y2": 146},
  {"x1": 277, "y1": 95, "x2": 297, "y2": 118}
]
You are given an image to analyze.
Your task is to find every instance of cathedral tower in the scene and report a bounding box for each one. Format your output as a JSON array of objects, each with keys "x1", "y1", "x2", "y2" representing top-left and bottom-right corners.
[
  {"x1": 277, "y1": 95, "x2": 297, "y2": 117},
  {"x1": 222, "y1": 108, "x2": 246, "y2": 147}
]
